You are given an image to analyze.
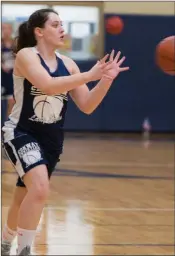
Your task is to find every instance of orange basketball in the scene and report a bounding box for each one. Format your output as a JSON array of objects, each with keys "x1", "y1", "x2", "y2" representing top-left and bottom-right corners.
[
  {"x1": 106, "y1": 16, "x2": 124, "y2": 35},
  {"x1": 155, "y1": 36, "x2": 175, "y2": 75}
]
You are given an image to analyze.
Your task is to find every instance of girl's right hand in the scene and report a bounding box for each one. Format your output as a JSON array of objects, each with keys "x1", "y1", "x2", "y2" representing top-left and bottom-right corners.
[{"x1": 87, "y1": 54, "x2": 112, "y2": 81}]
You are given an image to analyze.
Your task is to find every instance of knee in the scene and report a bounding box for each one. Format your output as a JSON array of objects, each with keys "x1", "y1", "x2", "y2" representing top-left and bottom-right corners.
[
  {"x1": 23, "y1": 165, "x2": 50, "y2": 203},
  {"x1": 31, "y1": 181, "x2": 50, "y2": 203}
]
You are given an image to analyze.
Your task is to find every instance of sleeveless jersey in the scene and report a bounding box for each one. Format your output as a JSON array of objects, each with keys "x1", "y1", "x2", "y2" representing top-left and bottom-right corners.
[{"x1": 2, "y1": 47, "x2": 70, "y2": 154}]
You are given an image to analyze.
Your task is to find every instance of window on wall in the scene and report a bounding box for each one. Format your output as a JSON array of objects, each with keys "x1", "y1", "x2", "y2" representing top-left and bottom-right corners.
[
  {"x1": 2, "y1": 4, "x2": 101, "y2": 60},
  {"x1": 49, "y1": 5, "x2": 100, "y2": 60}
]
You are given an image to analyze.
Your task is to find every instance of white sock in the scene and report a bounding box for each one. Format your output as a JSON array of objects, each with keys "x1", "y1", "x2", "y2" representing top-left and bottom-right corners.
[
  {"x1": 2, "y1": 224, "x2": 17, "y2": 243},
  {"x1": 17, "y1": 227, "x2": 36, "y2": 255}
]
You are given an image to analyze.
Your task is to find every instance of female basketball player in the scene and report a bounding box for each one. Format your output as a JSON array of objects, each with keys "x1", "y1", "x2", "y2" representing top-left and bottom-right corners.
[{"x1": 1, "y1": 8, "x2": 129, "y2": 255}]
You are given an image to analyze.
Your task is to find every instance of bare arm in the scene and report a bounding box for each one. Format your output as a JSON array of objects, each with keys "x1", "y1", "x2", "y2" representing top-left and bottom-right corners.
[
  {"x1": 69, "y1": 61, "x2": 113, "y2": 114},
  {"x1": 15, "y1": 48, "x2": 108, "y2": 96},
  {"x1": 69, "y1": 50, "x2": 129, "y2": 114}
]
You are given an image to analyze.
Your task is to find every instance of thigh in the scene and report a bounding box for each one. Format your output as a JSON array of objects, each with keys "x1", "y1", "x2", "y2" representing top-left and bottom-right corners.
[
  {"x1": 3, "y1": 131, "x2": 48, "y2": 181},
  {"x1": 23, "y1": 164, "x2": 49, "y2": 190}
]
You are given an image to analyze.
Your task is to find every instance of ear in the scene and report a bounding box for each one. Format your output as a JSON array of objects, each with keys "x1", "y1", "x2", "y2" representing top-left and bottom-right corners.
[{"x1": 34, "y1": 27, "x2": 43, "y2": 38}]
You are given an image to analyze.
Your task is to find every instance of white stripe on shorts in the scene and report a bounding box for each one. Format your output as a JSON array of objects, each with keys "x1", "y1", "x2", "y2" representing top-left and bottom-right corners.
[{"x1": 7, "y1": 141, "x2": 25, "y2": 178}]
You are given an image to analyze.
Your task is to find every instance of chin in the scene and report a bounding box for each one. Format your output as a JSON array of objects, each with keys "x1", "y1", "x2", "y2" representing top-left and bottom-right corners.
[{"x1": 56, "y1": 41, "x2": 65, "y2": 48}]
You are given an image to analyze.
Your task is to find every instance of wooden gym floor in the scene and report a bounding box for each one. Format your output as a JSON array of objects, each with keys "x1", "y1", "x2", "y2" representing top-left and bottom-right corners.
[{"x1": 1, "y1": 133, "x2": 175, "y2": 255}]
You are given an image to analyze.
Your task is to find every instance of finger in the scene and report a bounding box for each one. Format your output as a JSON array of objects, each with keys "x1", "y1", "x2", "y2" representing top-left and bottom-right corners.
[
  {"x1": 117, "y1": 56, "x2": 126, "y2": 66},
  {"x1": 100, "y1": 54, "x2": 109, "y2": 64},
  {"x1": 101, "y1": 61, "x2": 112, "y2": 68},
  {"x1": 101, "y1": 60, "x2": 113, "y2": 69},
  {"x1": 119, "y1": 67, "x2": 130, "y2": 72},
  {"x1": 114, "y1": 51, "x2": 121, "y2": 62},
  {"x1": 109, "y1": 49, "x2": 115, "y2": 61}
]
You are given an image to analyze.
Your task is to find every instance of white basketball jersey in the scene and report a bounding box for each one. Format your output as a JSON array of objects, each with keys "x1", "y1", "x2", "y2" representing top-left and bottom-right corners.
[{"x1": 2, "y1": 47, "x2": 70, "y2": 153}]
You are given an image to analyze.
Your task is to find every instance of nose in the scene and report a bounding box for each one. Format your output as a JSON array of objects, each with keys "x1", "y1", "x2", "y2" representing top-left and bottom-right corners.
[{"x1": 60, "y1": 26, "x2": 65, "y2": 34}]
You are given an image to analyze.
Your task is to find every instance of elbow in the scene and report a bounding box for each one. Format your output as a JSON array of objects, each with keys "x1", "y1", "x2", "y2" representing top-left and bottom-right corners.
[
  {"x1": 84, "y1": 111, "x2": 92, "y2": 115},
  {"x1": 81, "y1": 107, "x2": 94, "y2": 115},
  {"x1": 76, "y1": 102, "x2": 95, "y2": 115}
]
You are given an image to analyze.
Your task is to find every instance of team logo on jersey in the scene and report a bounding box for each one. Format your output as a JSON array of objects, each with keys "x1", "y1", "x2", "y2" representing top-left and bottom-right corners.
[
  {"x1": 29, "y1": 93, "x2": 67, "y2": 124},
  {"x1": 18, "y1": 142, "x2": 43, "y2": 167}
]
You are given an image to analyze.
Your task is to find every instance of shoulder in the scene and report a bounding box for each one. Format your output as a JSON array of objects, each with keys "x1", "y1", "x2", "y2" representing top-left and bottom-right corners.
[
  {"x1": 16, "y1": 47, "x2": 38, "y2": 61},
  {"x1": 16, "y1": 47, "x2": 35, "y2": 57},
  {"x1": 14, "y1": 48, "x2": 40, "y2": 76},
  {"x1": 58, "y1": 53, "x2": 80, "y2": 74},
  {"x1": 15, "y1": 47, "x2": 40, "y2": 66}
]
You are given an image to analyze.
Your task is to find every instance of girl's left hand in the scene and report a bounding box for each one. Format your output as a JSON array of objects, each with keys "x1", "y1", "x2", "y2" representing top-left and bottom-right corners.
[{"x1": 99, "y1": 49, "x2": 130, "y2": 80}]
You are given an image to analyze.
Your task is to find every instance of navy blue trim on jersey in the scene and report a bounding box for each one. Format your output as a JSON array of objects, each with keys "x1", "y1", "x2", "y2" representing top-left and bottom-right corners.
[{"x1": 10, "y1": 51, "x2": 70, "y2": 154}]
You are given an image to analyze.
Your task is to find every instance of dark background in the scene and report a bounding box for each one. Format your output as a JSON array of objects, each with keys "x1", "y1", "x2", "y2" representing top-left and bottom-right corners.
[{"x1": 64, "y1": 14, "x2": 175, "y2": 132}]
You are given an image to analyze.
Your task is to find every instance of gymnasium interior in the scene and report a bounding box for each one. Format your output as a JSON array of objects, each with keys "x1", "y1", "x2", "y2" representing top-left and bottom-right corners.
[{"x1": 1, "y1": 1, "x2": 175, "y2": 255}]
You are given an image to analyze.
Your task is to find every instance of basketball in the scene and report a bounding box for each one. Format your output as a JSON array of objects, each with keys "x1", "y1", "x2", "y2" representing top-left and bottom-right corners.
[
  {"x1": 106, "y1": 16, "x2": 124, "y2": 35},
  {"x1": 155, "y1": 36, "x2": 175, "y2": 75}
]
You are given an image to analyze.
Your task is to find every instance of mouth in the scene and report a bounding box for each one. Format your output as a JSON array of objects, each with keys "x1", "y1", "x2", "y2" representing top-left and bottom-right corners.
[{"x1": 60, "y1": 35, "x2": 64, "y2": 40}]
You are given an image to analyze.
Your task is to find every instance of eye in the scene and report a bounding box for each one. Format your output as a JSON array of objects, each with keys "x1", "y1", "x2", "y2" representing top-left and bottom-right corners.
[
  {"x1": 52, "y1": 24, "x2": 58, "y2": 28},
  {"x1": 52, "y1": 22, "x2": 63, "y2": 28}
]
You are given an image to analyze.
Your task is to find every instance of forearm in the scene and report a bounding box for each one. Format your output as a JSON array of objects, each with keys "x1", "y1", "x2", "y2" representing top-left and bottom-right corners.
[
  {"x1": 47, "y1": 72, "x2": 91, "y2": 95},
  {"x1": 83, "y1": 76, "x2": 113, "y2": 114}
]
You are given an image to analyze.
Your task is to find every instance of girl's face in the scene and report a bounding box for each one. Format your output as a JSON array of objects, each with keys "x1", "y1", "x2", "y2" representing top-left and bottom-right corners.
[{"x1": 36, "y1": 12, "x2": 65, "y2": 48}]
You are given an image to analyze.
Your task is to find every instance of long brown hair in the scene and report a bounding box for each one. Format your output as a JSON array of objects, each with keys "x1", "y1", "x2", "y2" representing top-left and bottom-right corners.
[{"x1": 14, "y1": 8, "x2": 58, "y2": 54}]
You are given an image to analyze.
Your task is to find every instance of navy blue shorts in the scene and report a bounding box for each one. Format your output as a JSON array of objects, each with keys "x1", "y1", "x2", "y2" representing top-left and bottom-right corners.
[{"x1": 3, "y1": 130, "x2": 60, "y2": 187}]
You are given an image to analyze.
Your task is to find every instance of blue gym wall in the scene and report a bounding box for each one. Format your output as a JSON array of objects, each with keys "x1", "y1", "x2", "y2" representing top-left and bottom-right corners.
[{"x1": 64, "y1": 14, "x2": 175, "y2": 132}]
